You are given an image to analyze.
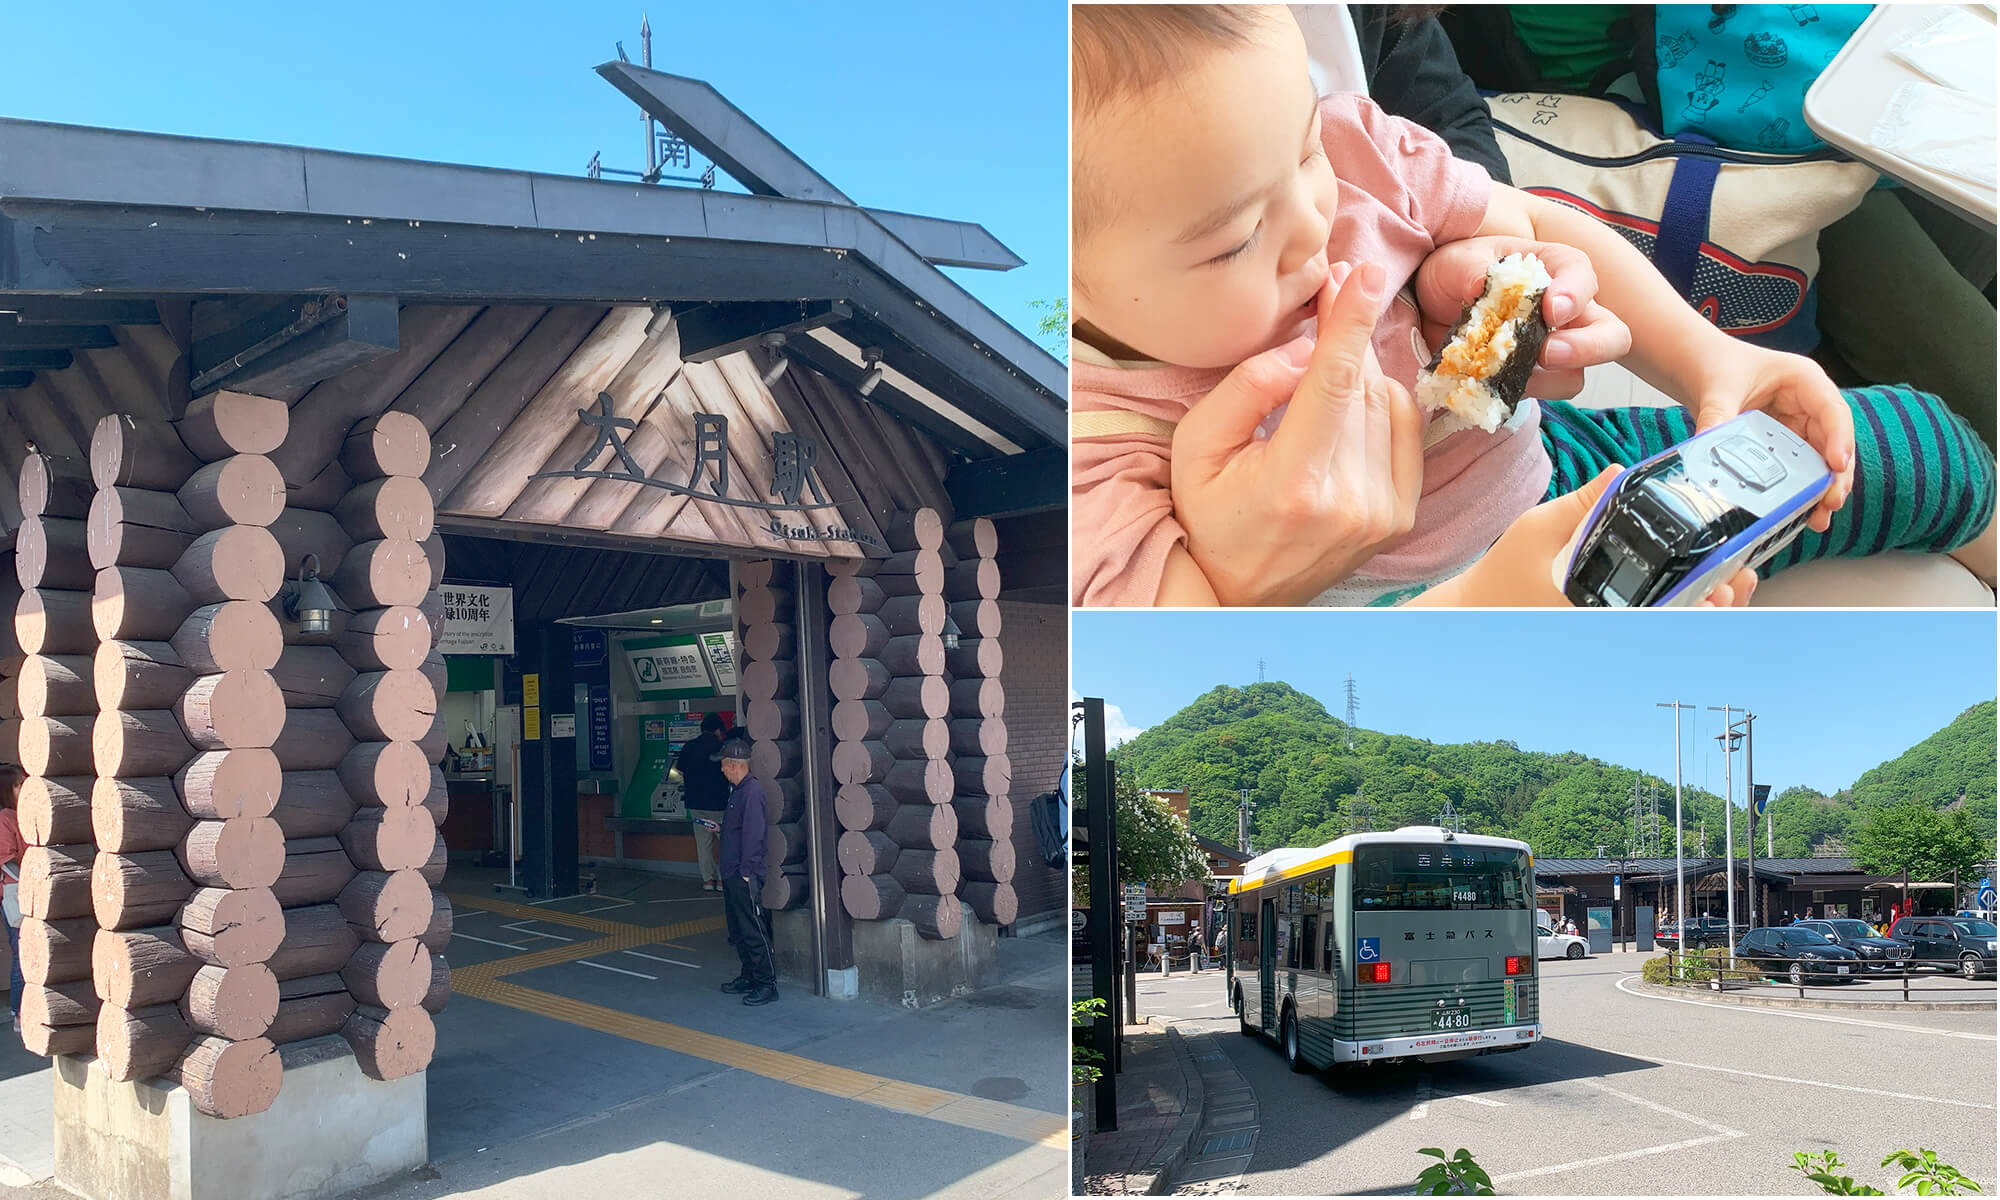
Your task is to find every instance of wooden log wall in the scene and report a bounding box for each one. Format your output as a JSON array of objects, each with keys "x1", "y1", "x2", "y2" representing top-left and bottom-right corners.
[
  {"x1": 830, "y1": 510, "x2": 959, "y2": 941},
  {"x1": 16, "y1": 450, "x2": 103, "y2": 1057},
  {"x1": 942, "y1": 519, "x2": 1016, "y2": 928},
  {"x1": 738, "y1": 561, "x2": 808, "y2": 912},
  {"x1": 322, "y1": 410, "x2": 444, "y2": 1082},
  {"x1": 79, "y1": 400, "x2": 289, "y2": 1117}
]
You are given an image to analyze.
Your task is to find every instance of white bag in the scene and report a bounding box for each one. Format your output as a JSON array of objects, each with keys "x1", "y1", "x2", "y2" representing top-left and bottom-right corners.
[{"x1": 3, "y1": 881, "x2": 18, "y2": 927}]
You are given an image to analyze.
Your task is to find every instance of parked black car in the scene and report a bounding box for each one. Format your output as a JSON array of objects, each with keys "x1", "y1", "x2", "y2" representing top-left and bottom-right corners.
[
  {"x1": 1656, "y1": 917, "x2": 1741, "y2": 950},
  {"x1": 1735, "y1": 926, "x2": 1863, "y2": 985},
  {"x1": 1794, "y1": 919, "x2": 1912, "y2": 972},
  {"x1": 1886, "y1": 916, "x2": 1997, "y2": 978}
]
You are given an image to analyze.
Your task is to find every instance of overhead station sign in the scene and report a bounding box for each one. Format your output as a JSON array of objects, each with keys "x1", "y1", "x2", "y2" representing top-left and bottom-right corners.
[{"x1": 611, "y1": 631, "x2": 739, "y2": 699}]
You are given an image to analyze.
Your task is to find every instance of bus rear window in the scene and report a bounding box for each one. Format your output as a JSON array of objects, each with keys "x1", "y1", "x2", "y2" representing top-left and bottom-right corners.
[{"x1": 1352, "y1": 845, "x2": 1531, "y2": 911}]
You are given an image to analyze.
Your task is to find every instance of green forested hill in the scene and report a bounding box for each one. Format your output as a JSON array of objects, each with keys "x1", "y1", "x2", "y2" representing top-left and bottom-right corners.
[{"x1": 1113, "y1": 683, "x2": 1995, "y2": 860}]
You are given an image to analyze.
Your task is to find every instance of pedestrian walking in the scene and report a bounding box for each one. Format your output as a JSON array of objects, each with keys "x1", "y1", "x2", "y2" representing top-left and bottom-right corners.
[
  {"x1": 0, "y1": 767, "x2": 24, "y2": 1034},
  {"x1": 676, "y1": 714, "x2": 730, "y2": 892},
  {"x1": 714, "y1": 737, "x2": 777, "y2": 1006}
]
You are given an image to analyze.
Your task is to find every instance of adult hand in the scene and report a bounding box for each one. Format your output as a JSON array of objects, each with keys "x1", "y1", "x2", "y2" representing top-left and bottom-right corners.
[
  {"x1": 1169, "y1": 261, "x2": 1425, "y2": 606},
  {"x1": 1690, "y1": 342, "x2": 1854, "y2": 532},
  {"x1": 1424, "y1": 469, "x2": 1756, "y2": 607},
  {"x1": 1414, "y1": 238, "x2": 1632, "y2": 401}
]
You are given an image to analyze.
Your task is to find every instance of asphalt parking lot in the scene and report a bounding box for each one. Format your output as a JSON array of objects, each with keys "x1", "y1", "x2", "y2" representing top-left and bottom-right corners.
[{"x1": 1132, "y1": 949, "x2": 1996, "y2": 1195}]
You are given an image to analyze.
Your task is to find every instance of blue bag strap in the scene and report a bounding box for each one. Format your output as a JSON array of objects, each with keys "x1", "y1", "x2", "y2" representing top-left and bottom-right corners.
[{"x1": 1654, "y1": 151, "x2": 1719, "y2": 301}]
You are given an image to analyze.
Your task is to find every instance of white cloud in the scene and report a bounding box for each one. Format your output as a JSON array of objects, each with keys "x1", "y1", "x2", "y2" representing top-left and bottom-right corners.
[
  {"x1": 1073, "y1": 689, "x2": 1148, "y2": 748},
  {"x1": 1104, "y1": 704, "x2": 1146, "y2": 748}
]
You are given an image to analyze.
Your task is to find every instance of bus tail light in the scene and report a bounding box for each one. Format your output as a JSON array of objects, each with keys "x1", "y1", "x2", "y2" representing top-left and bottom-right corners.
[
  {"x1": 1504, "y1": 955, "x2": 1528, "y2": 976},
  {"x1": 1357, "y1": 962, "x2": 1390, "y2": 984}
]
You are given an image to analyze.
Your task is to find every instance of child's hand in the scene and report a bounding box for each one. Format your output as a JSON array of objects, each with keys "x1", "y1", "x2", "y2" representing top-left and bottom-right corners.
[
  {"x1": 1421, "y1": 469, "x2": 1756, "y2": 607},
  {"x1": 1169, "y1": 261, "x2": 1424, "y2": 606},
  {"x1": 1692, "y1": 342, "x2": 1855, "y2": 532},
  {"x1": 1414, "y1": 238, "x2": 1631, "y2": 400}
]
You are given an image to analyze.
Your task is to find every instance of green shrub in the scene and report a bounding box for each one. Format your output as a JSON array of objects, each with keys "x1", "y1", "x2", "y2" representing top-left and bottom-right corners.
[
  {"x1": 1072, "y1": 998, "x2": 1107, "y2": 1109},
  {"x1": 1415, "y1": 1148, "x2": 1494, "y2": 1196},
  {"x1": 1640, "y1": 955, "x2": 1672, "y2": 985},
  {"x1": 1790, "y1": 1148, "x2": 1985, "y2": 1195}
]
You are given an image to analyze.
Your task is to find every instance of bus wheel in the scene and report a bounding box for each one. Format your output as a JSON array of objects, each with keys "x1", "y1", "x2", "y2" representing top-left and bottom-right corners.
[
  {"x1": 1235, "y1": 988, "x2": 1253, "y2": 1037},
  {"x1": 1283, "y1": 1009, "x2": 1308, "y2": 1074}
]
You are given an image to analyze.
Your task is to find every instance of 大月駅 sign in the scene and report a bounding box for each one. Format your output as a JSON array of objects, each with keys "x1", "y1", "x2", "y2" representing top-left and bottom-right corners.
[{"x1": 529, "y1": 389, "x2": 884, "y2": 550}]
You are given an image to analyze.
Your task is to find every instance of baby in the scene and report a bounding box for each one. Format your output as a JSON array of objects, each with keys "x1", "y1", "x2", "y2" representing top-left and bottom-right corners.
[{"x1": 1070, "y1": 4, "x2": 1995, "y2": 607}]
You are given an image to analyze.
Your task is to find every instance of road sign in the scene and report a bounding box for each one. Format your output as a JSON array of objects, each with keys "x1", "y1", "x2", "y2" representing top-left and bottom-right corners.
[
  {"x1": 1357, "y1": 937, "x2": 1381, "y2": 963},
  {"x1": 1978, "y1": 877, "x2": 1995, "y2": 909},
  {"x1": 1123, "y1": 885, "x2": 1147, "y2": 924}
]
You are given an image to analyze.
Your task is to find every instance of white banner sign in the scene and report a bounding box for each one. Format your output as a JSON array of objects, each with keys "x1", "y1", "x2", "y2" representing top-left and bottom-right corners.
[
  {"x1": 436, "y1": 585, "x2": 515, "y2": 656},
  {"x1": 699, "y1": 631, "x2": 739, "y2": 691}
]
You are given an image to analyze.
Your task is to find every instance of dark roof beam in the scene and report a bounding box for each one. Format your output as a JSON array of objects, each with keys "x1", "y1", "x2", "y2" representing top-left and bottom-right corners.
[
  {"x1": 0, "y1": 349, "x2": 72, "y2": 371},
  {"x1": 0, "y1": 322, "x2": 115, "y2": 350},
  {"x1": 675, "y1": 299, "x2": 851, "y2": 364},
  {"x1": 777, "y1": 336, "x2": 992, "y2": 460},
  {"x1": 0, "y1": 297, "x2": 161, "y2": 325},
  {"x1": 945, "y1": 445, "x2": 1064, "y2": 518},
  {"x1": 593, "y1": 64, "x2": 1023, "y2": 274},
  {"x1": 3, "y1": 199, "x2": 1061, "y2": 447},
  {"x1": 0, "y1": 371, "x2": 32, "y2": 389},
  {"x1": 189, "y1": 294, "x2": 401, "y2": 397},
  {"x1": 798, "y1": 323, "x2": 1041, "y2": 453}
]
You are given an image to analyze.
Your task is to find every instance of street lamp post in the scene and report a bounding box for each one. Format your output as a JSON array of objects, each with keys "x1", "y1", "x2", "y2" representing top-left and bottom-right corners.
[
  {"x1": 1710, "y1": 706, "x2": 1743, "y2": 958},
  {"x1": 1657, "y1": 702, "x2": 1693, "y2": 936}
]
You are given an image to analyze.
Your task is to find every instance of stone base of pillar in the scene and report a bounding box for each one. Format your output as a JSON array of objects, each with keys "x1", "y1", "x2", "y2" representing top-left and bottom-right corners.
[
  {"x1": 53, "y1": 1037, "x2": 426, "y2": 1200},
  {"x1": 851, "y1": 902, "x2": 998, "y2": 1008}
]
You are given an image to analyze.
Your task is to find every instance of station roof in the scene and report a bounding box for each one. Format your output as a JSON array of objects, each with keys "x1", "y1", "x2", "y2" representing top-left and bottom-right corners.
[{"x1": 0, "y1": 65, "x2": 1066, "y2": 520}]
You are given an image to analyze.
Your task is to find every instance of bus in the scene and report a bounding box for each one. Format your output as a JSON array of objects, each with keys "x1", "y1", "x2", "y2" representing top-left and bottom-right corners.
[{"x1": 1225, "y1": 826, "x2": 1542, "y2": 1072}]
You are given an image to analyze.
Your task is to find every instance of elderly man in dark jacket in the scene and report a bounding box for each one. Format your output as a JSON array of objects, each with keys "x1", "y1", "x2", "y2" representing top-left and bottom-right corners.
[{"x1": 715, "y1": 737, "x2": 776, "y2": 1005}]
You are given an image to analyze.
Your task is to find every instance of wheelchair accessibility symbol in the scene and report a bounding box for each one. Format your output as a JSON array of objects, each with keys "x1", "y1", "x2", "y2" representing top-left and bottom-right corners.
[{"x1": 1358, "y1": 938, "x2": 1381, "y2": 962}]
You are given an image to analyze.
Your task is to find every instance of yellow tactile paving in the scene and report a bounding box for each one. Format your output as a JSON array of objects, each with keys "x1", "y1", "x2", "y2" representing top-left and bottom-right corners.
[
  {"x1": 450, "y1": 975, "x2": 1065, "y2": 1147},
  {"x1": 442, "y1": 890, "x2": 1065, "y2": 1147},
  {"x1": 446, "y1": 891, "x2": 721, "y2": 939}
]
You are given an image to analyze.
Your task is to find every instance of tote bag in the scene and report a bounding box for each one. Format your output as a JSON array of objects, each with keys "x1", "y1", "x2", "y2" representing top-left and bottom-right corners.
[{"x1": 1486, "y1": 90, "x2": 1876, "y2": 353}]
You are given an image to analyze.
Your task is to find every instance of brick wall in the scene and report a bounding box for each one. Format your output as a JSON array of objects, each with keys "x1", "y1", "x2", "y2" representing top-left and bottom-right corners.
[{"x1": 998, "y1": 600, "x2": 1067, "y2": 916}]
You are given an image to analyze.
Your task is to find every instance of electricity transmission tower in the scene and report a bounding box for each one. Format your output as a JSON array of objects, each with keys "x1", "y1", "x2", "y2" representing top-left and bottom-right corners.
[
  {"x1": 1343, "y1": 674, "x2": 1359, "y2": 750},
  {"x1": 1257, "y1": 658, "x2": 1265, "y2": 683},
  {"x1": 1350, "y1": 794, "x2": 1374, "y2": 833}
]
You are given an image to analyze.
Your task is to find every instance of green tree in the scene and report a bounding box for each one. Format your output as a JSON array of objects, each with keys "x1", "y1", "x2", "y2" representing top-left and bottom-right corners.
[
  {"x1": 1849, "y1": 798, "x2": 1990, "y2": 885},
  {"x1": 1029, "y1": 297, "x2": 1067, "y2": 359},
  {"x1": 1073, "y1": 765, "x2": 1209, "y2": 906}
]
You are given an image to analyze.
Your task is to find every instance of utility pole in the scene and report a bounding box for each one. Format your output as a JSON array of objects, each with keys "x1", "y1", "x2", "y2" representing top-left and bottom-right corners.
[
  {"x1": 1237, "y1": 788, "x2": 1253, "y2": 856},
  {"x1": 1740, "y1": 712, "x2": 1757, "y2": 926},
  {"x1": 1658, "y1": 702, "x2": 1692, "y2": 930},
  {"x1": 1710, "y1": 705, "x2": 1740, "y2": 952}
]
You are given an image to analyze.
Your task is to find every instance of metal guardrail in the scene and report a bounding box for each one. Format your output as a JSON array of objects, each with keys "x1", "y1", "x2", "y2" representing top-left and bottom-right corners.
[{"x1": 1660, "y1": 948, "x2": 1996, "y2": 1002}]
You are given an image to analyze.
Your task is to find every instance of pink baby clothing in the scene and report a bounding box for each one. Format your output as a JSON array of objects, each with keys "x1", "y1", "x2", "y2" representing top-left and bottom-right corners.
[{"x1": 1072, "y1": 92, "x2": 1554, "y2": 606}]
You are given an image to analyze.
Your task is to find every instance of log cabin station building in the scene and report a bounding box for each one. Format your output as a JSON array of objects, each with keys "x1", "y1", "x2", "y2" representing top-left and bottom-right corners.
[{"x1": 0, "y1": 60, "x2": 1066, "y2": 1198}]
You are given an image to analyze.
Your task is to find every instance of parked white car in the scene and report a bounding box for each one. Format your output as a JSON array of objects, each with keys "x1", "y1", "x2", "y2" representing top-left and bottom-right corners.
[{"x1": 1536, "y1": 923, "x2": 1589, "y2": 960}]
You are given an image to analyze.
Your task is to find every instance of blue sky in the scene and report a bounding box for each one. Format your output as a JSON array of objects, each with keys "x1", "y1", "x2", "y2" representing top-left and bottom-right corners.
[
  {"x1": 1071, "y1": 611, "x2": 1997, "y2": 801},
  {"x1": 0, "y1": 1, "x2": 1065, "y2": 346}
]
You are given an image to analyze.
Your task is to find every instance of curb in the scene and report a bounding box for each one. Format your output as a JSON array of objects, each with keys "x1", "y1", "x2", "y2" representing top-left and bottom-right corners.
[
  {"x1": 1629, "y1": 977, "x2": 1996, "y2": 1012},
  {"x1": 1140, "y1": 1026, "x2": 1206, "y2": 1195}
]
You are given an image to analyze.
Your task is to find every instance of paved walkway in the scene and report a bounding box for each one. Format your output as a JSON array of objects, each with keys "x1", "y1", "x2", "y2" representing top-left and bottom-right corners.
[
  {"x1": 0, "y1": 866, "x2": 1068, "y2": 1199},
  {"x1": 1168, "y1": 1029, "x2": 1257, "y2": 1195},
  {"x1": 1079, "y1": 1024, "x2": 1201, "y2": 1195}
]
